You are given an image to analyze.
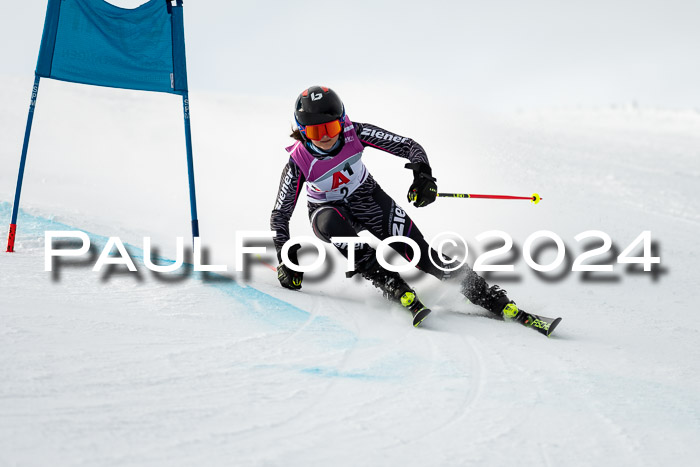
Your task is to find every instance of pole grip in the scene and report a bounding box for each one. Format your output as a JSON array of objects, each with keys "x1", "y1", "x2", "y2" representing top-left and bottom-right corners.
[{"x1": 436, "y1": 193, "x2": 469, "y2": 198}]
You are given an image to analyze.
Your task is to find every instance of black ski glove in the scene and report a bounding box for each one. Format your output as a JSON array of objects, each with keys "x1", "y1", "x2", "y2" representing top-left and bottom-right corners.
[
  {"x1": 405, "y1": 162, "x2": 437, "y2": 207},
  {"x1": 277, "y1": 244, "x2": 303, "y2": 290},
  {"x1": 277, "y1": 263, "x2": 303, "y2": 290}
]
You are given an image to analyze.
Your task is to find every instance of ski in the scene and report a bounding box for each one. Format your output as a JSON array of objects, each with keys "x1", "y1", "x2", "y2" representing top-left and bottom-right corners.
[
  {"x1": 519, "y1": 313, "x2": 562, "y2": 337},
  {"x1": 411, "y1": 305, "x2": 432, "y2": 327}
]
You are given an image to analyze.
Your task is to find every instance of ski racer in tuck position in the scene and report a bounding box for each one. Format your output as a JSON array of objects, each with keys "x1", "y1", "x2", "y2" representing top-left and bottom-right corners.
[{"x1": 271, "y1": 86, "x2": 555, "y2": 333}]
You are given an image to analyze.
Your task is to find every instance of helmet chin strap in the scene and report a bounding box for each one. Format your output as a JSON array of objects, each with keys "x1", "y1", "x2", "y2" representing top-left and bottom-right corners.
[{"x1": 307, "y1": 135, "x2": 343, "y2": 156}]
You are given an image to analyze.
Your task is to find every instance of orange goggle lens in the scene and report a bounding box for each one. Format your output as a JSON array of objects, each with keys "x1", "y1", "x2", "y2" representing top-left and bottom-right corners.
[{"x1": 303, "y1": 119, "x2": 343, "y2": 141}]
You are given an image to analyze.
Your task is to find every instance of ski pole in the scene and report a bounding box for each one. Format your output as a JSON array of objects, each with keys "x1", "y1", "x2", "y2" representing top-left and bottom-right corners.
[
  {"x1": 437, "y1": 192, "x2": 542, "y2": 204},
  {"x1": 256, "y1": 254, "x2": 277, "y2": 272}
]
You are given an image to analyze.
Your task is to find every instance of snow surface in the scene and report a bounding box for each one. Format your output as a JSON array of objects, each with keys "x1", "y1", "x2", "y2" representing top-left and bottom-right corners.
[{"x1": 1, "y1": 77, "x2": 699, "y2": 466}]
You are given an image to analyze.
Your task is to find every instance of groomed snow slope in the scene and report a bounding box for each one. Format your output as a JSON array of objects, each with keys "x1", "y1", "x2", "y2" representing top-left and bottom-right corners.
[{"x1": 1, "y1": 77, "x2": 699, "y2": 466}]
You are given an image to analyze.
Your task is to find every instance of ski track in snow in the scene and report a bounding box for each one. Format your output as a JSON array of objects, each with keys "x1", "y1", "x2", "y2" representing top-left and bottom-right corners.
[{"x1": 419, "y1": 334, "x2": 486, "y2": 438}]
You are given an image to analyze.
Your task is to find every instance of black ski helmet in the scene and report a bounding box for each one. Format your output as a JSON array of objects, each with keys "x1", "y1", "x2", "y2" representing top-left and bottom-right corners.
[{"x1": 294, "y1": 86, "x2": 345, "y2": 126}]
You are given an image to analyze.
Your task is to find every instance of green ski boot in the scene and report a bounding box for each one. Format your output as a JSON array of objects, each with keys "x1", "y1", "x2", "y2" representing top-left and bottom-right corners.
[{"x1": 358, "y1": 260, "x2": 432, "y2": 327}]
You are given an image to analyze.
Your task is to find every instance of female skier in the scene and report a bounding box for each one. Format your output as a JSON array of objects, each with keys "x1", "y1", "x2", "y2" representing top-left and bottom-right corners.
[{"x1": 270, "y1": 86, "x2": 528, "y2": 328}]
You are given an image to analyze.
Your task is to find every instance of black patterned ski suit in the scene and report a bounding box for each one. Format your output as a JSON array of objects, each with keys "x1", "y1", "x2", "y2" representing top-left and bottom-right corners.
[
  {"x1": 271, "y1": 121, "x2": 454, "y2": 279},
  {"x1": 270, "y1": 121, "x2": 509, "y2": 314}
]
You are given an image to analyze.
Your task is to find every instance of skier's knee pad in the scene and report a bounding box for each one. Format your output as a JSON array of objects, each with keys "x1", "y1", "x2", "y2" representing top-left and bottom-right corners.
[{"x1": 310, "y1": 206, "x2": 356, "y2": 243}]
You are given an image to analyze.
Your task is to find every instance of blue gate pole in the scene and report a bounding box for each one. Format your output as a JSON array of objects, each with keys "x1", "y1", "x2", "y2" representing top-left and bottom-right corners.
[
  {"x1": 7, "y1": 74, "x2": 41, "y2": 252},
  {"x1": 182, "y1": 92, "x2": 199, "y2": 240}
]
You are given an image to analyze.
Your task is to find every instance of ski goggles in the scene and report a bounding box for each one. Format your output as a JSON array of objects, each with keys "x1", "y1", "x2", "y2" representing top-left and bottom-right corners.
[{"x1": 298, "y1": 119, "x2": 343, "y2": 141}]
